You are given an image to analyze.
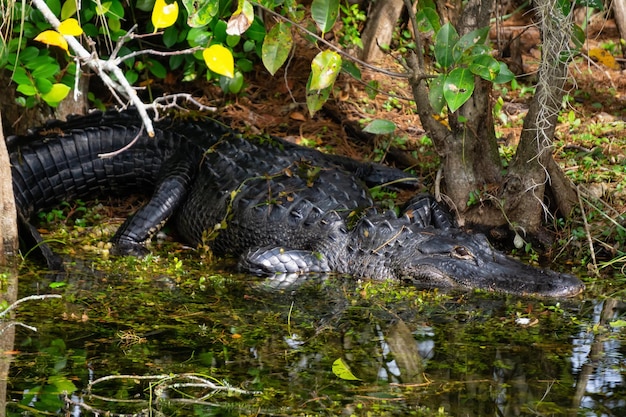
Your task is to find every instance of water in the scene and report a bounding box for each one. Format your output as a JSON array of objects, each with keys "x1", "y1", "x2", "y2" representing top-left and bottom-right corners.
[{"x1": 2, "y1": 252, "x2": 625, "y2": 416}]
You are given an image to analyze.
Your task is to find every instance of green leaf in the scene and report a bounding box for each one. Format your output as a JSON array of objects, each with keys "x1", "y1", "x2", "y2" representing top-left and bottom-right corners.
[
  {"x1": 363, "y1": 119, "x2": 396, "y2": 135},
  {"x1": 306, "y1": 73, "x2": 332, "y2": 116},
  {"x1": 332, "y1": 358, "x2": 360, "y2": 381},
  {"x1": 468, "y1": 54, "x2": 500, "y2": 81},
  {"x1": 169, "y1": 54, "x2": 184, "y2": 70},
  {"x1": 83, "y1": 23, "x2": 98, "y2": 37},
  {"x1": 571, "y1": 24, "x2": 585, "y2": 50},
  {"x1": 555, "y1": 0, "x2": 574, "y2": 17},
  {"x1": 452, "y1": 26, "x2": 489, "y2": 62},
  {"x1": 219, "y1": 71, "x2": 244, "y2": 93},
  {"x1": 35, "y1": 77, "x2": 53, "y2": 94},
  {"x1": 17, "y1": 46, "x2": 40, "y2": 63},
  {"x1": 106, "y1": 0, "x2": 125, "y2": 19},
  {"x1": 147, "y1": 58, "x2": 167, "y2": 78},
  {"x1": 341, "y1": 60, "x2": 361, "y2": 80},
  {"x1": 24, "y1": 55, "x2": 56, "y2": 71},
  {"x1": 434, "y1": 22, "x2": 459, "y2": 69},
  {"x1": 415, "y1": 7, "x2": 440, "y2": 33},
  {"x1": 365, "y1": 80, "x2": 378, "y2": 99},
  {"x1": 262, "y1": 22, "x2": 292, "y2": 76},
  {"x1": 125, "y1": 69, "x2": 138, "y2": 84},
  {"x1": 163, "y1": 25, "x2": 178, "y2": 48},
  {"x1": 213, "y1": 19, "x2": 228, "y2": 43},
  {"x1": 493, "y1": 62, "x2": 514, "y2": 84},
  {"x1": 48, "y1": 375, "x2": 77, "y2": 393},
  {"x1": 309, "y1": 50, "x2": 341, "y2": 91},
  {"x1": 11, "y1": 67, "x2": 32, "y2": 85},
  {"x1": 311, "y1": 0, "x2": 340, "y2": 34},
  {"x1": 32, "y1": 62, "x2": 60, "y2": 79},
  {"x1": 236, "y1": 58, "x2": 253, "y2": 72},
  {"x1": 61, "y1": 0, "x2": 77, "y2": 19},
  {"x1": 136, "y1": 0, "x2": 155, "y2": 12},
  {"x1": 609, "y1": 319, "x2": 626, "y2": 328},
  {"x1": 16, "y1": 83, "x2": 38, "y2": 96},
  {"x1": 47, "y1": 0, "x2": 62, "y2": 17},
  {"x1": 428, "y1": 74, "x2": 446, "y2": 114},
  {"x1": 108, "y1": 16, "x2": 121, "y2": 33},
  {"x1": 443, "y1": 67, "x2": 474, "y2": 112},
  {"x1": 187, "y1": 27, "x2": 211, "y2": 47},
  {"x1": 245, "y1": 18, "x2": 266, "y2": 42},
  {"x1": 41, "y1": 83, "x2": 71, "y2": 106},
  {"x1": 183, "y1": 0, "x2": 219, "y2": 28},
  {"x1": 226, "y1": 34, "x2": 239, "y2": 48}
]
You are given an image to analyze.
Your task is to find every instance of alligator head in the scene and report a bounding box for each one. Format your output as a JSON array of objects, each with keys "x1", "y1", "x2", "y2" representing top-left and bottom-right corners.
[{"x1": 396, "y1": 228, "x2": 584, "y2": 297}]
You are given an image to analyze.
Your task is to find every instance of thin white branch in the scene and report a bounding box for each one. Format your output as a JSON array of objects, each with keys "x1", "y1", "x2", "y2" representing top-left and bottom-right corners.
[
  {"x1": 0, "y1": 294, "x2": 62, "y2": 318},
  {"x1": 0, "y1": 321, "x2": 39, "y2": 334},
  {"x1": 31, "y1": 0, "x2": 155, "y2": 135}
]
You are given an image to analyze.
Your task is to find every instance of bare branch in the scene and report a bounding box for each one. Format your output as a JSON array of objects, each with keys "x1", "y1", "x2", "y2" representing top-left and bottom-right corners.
[
  {"x1": 146, "y1": 94, "x2": 218, "y2": 115},
  {"x1": 30, "y1": 0, "x2": 157, "y2": 135},
  {"x1": 0, "y1": 294, "x2": 62, "y2": 318}
]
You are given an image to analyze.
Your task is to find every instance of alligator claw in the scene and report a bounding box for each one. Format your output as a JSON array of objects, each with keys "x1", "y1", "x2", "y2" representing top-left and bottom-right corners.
[{"x1": 111, "y1": 239, "x2": 150, "y2": 257}]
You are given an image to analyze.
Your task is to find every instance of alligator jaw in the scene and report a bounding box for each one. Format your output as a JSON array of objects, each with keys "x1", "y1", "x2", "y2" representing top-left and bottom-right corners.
[
  {"x1": 403, "y1": 257, "x2": 584, "y2": 297},
  {"x1": 399, "y1": 230, "x2": 585, "y2": 298}
]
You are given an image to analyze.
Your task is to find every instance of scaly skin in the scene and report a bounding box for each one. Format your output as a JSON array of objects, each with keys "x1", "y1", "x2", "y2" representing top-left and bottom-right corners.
[{"x1": 8, "y1": 110, "x2": 584, "y2": 297}]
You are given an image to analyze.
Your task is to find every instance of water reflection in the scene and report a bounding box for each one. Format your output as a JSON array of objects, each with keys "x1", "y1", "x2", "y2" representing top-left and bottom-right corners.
[
  {"x1": 3, "y1": 263, "x2": 626, "y2": 416},
  {"x1": 572, "y1": 299, "x2": 626, "y2": 416}
]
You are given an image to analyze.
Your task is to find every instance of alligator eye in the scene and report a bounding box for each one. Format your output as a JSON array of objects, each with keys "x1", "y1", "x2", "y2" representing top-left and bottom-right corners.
[{"x1": 452, "y1": 246, "x2": 473, "y2": 259}]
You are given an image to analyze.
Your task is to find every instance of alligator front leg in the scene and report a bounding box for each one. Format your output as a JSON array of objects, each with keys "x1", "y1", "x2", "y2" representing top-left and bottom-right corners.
[
  {"x1": 111, "y1": 160, "x2": 196, "y2": 256},
  {"x1": 239, "y1": 246, "x2": 331, "y2": 275}
]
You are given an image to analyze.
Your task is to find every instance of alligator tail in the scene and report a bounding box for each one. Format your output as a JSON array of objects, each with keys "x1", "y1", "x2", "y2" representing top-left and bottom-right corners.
[{"x1": 9, "y1": 112, "x2": 180, "y2": 268}]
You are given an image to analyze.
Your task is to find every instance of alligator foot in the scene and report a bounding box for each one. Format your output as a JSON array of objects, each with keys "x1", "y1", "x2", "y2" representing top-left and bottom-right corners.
[
  {"x1": 240, "y1": 246, "x2": 331, "y2": 275},
  {"x1": 403, "y1": 194, "x2": 455, "y2": 229},
  {"x1": 110, "y1": 238, "x2": 150, "y2": 257}
]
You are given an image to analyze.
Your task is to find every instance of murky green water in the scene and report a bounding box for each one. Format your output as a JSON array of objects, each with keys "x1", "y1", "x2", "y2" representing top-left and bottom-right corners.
[{"x1": 2, "y1": 251, "x2": 625, "y2": 416}]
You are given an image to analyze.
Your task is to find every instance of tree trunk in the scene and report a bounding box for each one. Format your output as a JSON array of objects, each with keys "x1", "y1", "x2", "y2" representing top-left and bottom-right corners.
[
  {"x1": 613, "y1": 0, "x2": 626, "y2": 59},
  {"x1": 410, "y1": 0, "x2": 502, "y2": 224},
  {"x1": 0, "y1": 108, "x2": 18, "y2": 417},
  {"x1": 500, "y1": 0, "x2": 578, "y2": 241},
  {"x1": 444, "y1": 77, "x2": 502, "y2": 223},
  {"x1": 0, "y1": 111, "x2": 18, "y2": 265},
  {"x1": 360, "y1": 0, "x2": 405, "y2": 62},
  {"x1": 407, "y1": 0, "x2": 578, "y2": 240}
]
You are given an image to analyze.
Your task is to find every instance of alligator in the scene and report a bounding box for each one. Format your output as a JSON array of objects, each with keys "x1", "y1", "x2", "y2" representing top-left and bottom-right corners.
[{"x1": 8, "y1": 110, "x2": 584, "y2": 297}]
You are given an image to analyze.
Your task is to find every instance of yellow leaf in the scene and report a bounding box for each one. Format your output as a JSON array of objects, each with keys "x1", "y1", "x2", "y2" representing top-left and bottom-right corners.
[
  {"x1": 152, "y1": 0, "x2": 179, "y2": 31},
  {"x1": 58, "y1": 18, "x2": 83, "y2": 36},
  {"x1": 588, "y1": 48, "x2": 620, "y2": 70},
  {"x1": 42, "y1": 83, "x2": 71, "y2": 106},
  {"x1": 331, "y1": 358, "x2": 361, "y2": 381},
  {"x1": 34, "y1": 30, "x2": 69, "y2": 53},
  {"x1": 203, "y1": 45, "x2": 234, "y2": 78}
]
